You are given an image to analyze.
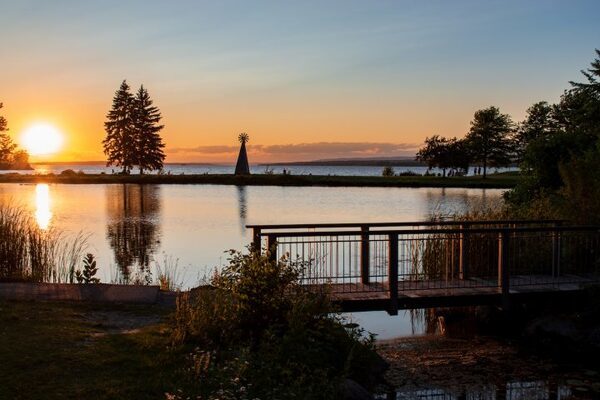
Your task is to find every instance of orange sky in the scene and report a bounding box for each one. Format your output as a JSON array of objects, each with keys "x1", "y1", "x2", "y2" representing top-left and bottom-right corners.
[{"x1": 2, "y1": 2, "x2": 598, "y2": 164}]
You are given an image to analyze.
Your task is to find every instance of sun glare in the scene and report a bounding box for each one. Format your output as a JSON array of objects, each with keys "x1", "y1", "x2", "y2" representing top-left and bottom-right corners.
[{"x1": 20, "y1": 123, "x2": 64, "y2": 156}]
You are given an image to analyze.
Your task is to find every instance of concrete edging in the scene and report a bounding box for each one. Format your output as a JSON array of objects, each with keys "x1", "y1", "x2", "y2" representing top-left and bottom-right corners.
[{"x1": 0, "y1": 282, "x2": 161, "y2": 304}]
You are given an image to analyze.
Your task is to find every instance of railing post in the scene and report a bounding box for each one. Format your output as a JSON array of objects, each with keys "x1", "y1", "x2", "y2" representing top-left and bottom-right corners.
[
  {"x1": 360, "y1": 225, "x2": 370, "y2": 284},
  {"x1": 267, "y1": 234, "x2": 277, "y2": 263},
  {"x1": 252, "y1": 228, "x2": 262, "y2": 253},
  {"x1": 459, "y1": 222, "x2": 470, "y2": 280},
  {"x1": 552, "y1": 222, "x2": 561, "y2": 278},
  {"x1": 387, "y1": 233, "x2": 399, "y2": 316},
  {"x1": 498, "y1": 229, "x2": 510, "y2": 309}
]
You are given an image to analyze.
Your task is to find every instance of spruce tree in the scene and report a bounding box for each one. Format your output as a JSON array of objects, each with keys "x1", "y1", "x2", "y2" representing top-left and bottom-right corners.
[
  {"x1": 103, "y1": 80, "x2": 135, "y2": 174},
  {"x1": 133, "y1": 85, "x2": 165, "y2": 173}
]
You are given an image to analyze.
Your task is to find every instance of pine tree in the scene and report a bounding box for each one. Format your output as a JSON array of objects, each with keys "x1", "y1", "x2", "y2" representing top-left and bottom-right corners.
[
  {"x1": 133, "y1": 85, "x2": 165, "y2": 173},
  {"x1": 103, "y1": 80, "x2": 136, "y2": 174}
]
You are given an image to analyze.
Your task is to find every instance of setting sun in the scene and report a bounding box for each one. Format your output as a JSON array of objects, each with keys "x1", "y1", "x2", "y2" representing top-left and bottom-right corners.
[{"x1": 20, "y1": 123, "x2": 64, "y2": 156}]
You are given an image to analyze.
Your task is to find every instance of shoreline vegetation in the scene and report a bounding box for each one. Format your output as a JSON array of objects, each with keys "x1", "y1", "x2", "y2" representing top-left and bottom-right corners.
[{"x1": 0, "y1": 171, "x2": 519, "y2": 188}]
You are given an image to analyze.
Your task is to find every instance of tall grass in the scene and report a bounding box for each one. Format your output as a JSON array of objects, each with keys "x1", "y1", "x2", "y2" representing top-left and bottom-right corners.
[{"x1": 0, "y1": 204, "x2": 88, "y2": 283}]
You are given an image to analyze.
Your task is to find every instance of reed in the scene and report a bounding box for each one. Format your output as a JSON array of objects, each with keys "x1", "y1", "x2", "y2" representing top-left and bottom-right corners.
[{"x1": 0, "y1": 204, "x2": 88, "y2": 283}]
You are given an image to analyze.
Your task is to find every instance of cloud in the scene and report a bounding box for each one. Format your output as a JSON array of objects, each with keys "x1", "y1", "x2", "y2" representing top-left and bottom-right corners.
[{"x1": 169, "y1": 142, "x2": 419, "y2": 158}]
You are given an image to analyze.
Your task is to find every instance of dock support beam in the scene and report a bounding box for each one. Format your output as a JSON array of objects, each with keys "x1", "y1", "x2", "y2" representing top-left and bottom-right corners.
[
  {"x1": 267, "y1": 234, "x2": 277, "y2": 263},
  {"x1": 459, "y1": 223, "x2": 469, "y2": 279},
  {"x1": 387, "y1": 233, "x2": 399, "y2": 316},
  {"x1": 360, "y1": 226, "x2": 370, "y2": 284},
  {"x1": 498, "y1": 229, "x2": 510, "y2": 310},
  {"x1": 252, "y1": 228, "x2": 262, "y2": 253},
  {"x1": 552, "y1": 222, "x2": 562, "y2": 278}
]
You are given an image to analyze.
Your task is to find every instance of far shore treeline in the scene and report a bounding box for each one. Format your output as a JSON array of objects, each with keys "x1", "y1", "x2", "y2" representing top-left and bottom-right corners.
[{"x1": 415, "y1": 49, "x2": 600, "y2": 191}]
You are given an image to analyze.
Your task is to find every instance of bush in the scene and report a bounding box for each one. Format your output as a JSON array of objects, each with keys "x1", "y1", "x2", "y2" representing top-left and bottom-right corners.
[
  {"x1": 381, "y1": 166, "x2": 395, "y2": 176},
  {"x1": 172, "y1": 248, "x2": 383, "y2": 399}
]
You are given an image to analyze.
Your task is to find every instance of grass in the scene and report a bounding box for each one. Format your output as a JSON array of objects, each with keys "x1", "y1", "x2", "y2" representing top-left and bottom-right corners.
[
  {"x1": 0, "y1": 204, "x2": 88, "y2": 283},
  {"x1": 0, "y1": 300, "x2": 183, "y2": 399},
  {"x1": 0, "y1": 171, "x2": 520, "y2": 188}
]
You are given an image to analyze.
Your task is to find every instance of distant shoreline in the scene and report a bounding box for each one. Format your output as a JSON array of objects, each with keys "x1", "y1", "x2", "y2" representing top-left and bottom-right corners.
[{"x1": 0, "y1": 172, "x2": 519, "y2": 189}]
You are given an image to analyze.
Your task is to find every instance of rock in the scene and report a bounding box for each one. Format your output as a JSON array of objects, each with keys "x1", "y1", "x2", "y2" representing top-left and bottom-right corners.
[
  {"x1": 525, "y1": 315, "x2": 579, "y2": 339},
  {"x1": 341, "y1": 379, "x2": 374, "y2": 400}
]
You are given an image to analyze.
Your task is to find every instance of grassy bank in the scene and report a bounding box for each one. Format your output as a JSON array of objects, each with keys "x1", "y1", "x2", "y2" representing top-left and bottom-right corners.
[
  {"x1": 0, "y1": 171, "x2": 520, "y2": 188},
  {"x1": 0, "y1": 300, "x2": 180, "y2": 399}
]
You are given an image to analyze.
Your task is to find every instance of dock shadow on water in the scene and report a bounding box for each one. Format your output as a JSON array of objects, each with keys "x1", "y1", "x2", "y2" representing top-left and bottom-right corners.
[{"x1": 106, "y1": 184, "x2": 161, "y2": 283}]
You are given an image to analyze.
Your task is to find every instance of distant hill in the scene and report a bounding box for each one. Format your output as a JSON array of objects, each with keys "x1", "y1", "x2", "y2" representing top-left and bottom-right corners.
[{"x1": 260, "y1": 156, "x2": 423, "y2": 167}]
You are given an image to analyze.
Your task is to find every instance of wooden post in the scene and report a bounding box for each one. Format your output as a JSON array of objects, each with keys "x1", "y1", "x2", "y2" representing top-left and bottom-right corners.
[
  {"x1": 498, "y1": 229, "x2": 510, "y2": 309},
  {"x1": 459, "y1": 223, "x2": 470, "y2": 280},
  {"x1": 360, "y1": 226, "x2": 370, "y2": 284},
  {"x1": 267, "y1": 234, "x2": 277, "y2": 263},
  {"x1": 552, "y1": 222, "x2": 561, "y2": 278},
  {"x1": 387, "y1": 233, "x2": 399, "y2": 316},
  {"x1": 252, "y1": 228, "x2": 262, "y2": 253}
]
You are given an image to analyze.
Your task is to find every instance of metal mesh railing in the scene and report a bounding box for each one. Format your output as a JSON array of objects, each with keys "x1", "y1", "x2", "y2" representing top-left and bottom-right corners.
[{"x1": 251, "y1": 221, "x2": 600, "y2": 295}]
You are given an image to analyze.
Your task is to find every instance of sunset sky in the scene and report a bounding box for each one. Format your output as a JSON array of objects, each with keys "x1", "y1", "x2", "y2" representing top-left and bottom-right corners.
[{"x1": 2, "y1": 1, "x2": 600, "y2": 163}]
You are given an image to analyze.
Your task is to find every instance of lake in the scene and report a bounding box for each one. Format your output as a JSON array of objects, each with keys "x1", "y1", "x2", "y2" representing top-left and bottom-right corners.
[
  {"x1": 5, "y1": 162, "x2": 515, "y2": 177},
  {"x1": 0, "y1": 183, "x2": 505, "y2": 338}
]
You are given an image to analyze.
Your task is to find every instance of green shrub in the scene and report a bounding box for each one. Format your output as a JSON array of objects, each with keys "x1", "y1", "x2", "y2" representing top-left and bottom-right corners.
[{"x1": 172, "y1": 248, "x2": 382, "y2": 399}]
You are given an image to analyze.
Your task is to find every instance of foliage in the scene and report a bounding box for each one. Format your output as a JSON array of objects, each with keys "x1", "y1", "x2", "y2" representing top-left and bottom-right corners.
[
  {"x1": 381, "y1": 166, "x2": 395, "y2": 176},
  {"x1": 103, "y1": 81, "x2": 166, "y2": 174},
  {"x1": 465, "y1": 106, "x2": 515, "y2": 178},
  {"x1": 416, "y1": 135, "x2": 471, "y2": 176},
  {"x1": 0, "y1": 103, "x2": 30, "y2": 169},
  {"x1": 103, "y1": 80, "x2": 136, "y2": 174},
  {"x1": 507, "y1": 49, "x2": 600, "y2": 220},
  {"x1": 172, "y1": 248, "x2": 382, "y2": 398},
  {"x1": 516, "y1": 101, "x2": 558, "y2": 159},
  {"x1": 75, "y1": 253, "x2": 100, "y2": 284},
  {"x1": 132, "y1": 85, "x2": 165, "y2": 174}
]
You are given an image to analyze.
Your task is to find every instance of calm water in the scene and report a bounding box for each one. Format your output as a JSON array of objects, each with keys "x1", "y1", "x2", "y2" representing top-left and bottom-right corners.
[
  {"x1": 0, "y1": 183, "x2": 504, "y2": 338},
  {"x1": 4, "y1": 163, "x2": 515, "y2": 177}
]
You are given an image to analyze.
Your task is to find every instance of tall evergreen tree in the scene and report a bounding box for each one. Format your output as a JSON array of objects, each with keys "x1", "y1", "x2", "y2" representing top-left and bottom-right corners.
[
  {"x1": 133, "y1": 85, "x2": 165, "y2": 174},
  {"x1": 465, "y1": 106, "x2": 515, "y2": 178},
  {"x1": 103, "y1": 80, "x2": 135, "y2": 174}
]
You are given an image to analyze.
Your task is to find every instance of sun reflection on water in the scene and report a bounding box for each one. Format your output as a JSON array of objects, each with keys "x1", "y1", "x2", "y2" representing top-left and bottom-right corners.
[{"x1": 35, "y1": 184, "x2": 52, "y2": 230}]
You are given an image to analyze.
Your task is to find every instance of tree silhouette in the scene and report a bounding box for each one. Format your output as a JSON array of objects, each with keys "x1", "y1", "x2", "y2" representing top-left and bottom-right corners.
[
  {"x1": 235, "y1": 132, "x2": 250, "y2": 175},
  {"x1": 103, "y1": 80, "x2": 136, "y2": 174},
  {"x1": 465, "y1": 106, "x2": 515, "y2": 178},
  {"x1": 0, "y1": 103, "x2": 7, "y2": 133},
  {"x1": 104, "y1": 81, "x2": 166, "y2": 174},
  {"x1": 416, "y1": 136, "x2": 470, "y2": 176},
  {"x1": 133, "y1": 85, "x2": 165, "y2": 174}
]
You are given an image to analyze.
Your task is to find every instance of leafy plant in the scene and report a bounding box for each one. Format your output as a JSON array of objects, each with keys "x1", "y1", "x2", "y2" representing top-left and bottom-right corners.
[
  {"x1": 172, "y1": 247, "x2": 383, "y2": 398},
  {"x1": 75, "y1": 253, "x2": 100, "y2": 284}
]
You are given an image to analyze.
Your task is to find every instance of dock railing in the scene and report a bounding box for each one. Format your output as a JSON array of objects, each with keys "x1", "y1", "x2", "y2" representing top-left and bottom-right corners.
[{"x1": 248, "y1": 220, "x2": 600, "y2": 313}]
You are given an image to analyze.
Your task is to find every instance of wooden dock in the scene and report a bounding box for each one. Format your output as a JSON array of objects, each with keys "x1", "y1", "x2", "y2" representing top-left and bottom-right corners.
[{"x1": 248, "y1": 220, "x2": 600, "y2": 314}]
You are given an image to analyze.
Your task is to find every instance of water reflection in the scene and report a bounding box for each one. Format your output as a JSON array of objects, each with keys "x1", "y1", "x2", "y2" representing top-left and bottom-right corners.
[
  {"x1": 106, "y1": 184, "x2": 161, "y2": 282},
  {"x1": 379, "y1": 381, "x2": 573, "y2": 399},
  {"x1": 237, "y1": 185, "x2": 247, "y2": 234},
  {"x1": 35, "y1": 184, "x2": 52, "y2": 230}
]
